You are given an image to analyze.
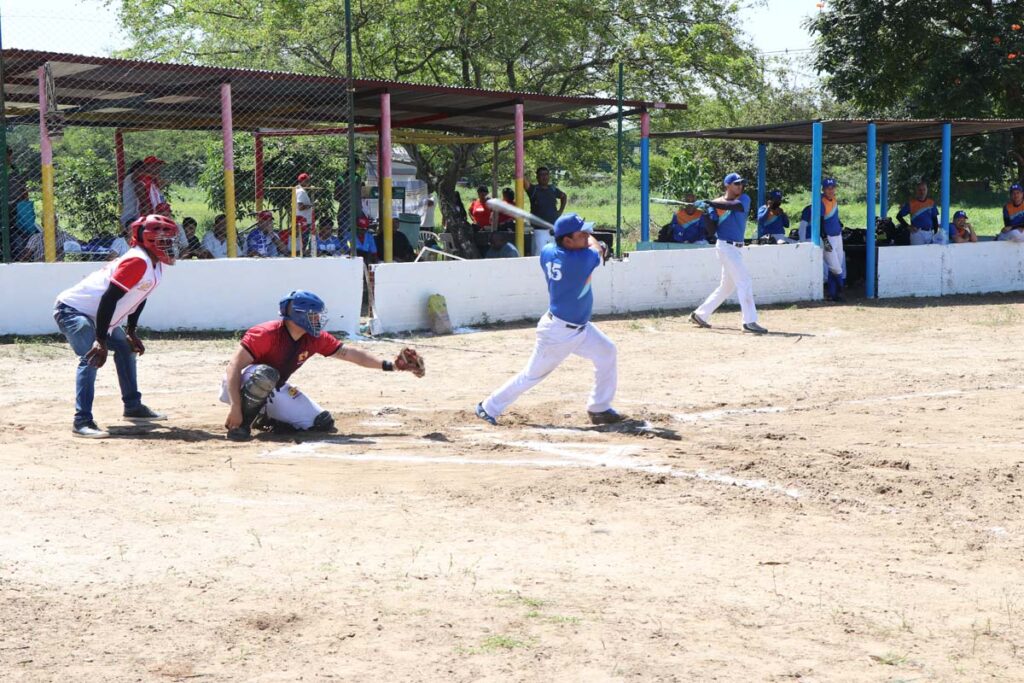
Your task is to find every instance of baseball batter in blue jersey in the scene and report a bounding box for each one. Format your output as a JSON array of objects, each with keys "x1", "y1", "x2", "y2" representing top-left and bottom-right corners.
[
  {"x1": 476, "y1": 213, "x2": 623, "y2": 426},
  {"x1": 689, "y1": 173, "x2": 767, "y2": 334}
]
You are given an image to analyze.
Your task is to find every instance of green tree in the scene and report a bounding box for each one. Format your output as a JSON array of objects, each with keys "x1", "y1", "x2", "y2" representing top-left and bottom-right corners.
[
  {"x1": 807, "y1": 0, "x2": 1024, "y2": 181},
  {"x1": 112, "y1": 0, "x2": 758, "y2": 225}
]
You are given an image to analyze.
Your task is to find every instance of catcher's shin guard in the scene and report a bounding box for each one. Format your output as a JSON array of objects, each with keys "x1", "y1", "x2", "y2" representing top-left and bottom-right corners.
[{"x1": 240, "y1": 364, "x2": 280, "y2": 428}]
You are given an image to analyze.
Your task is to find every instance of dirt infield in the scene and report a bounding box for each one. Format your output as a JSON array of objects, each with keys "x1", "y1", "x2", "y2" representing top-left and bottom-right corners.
[{"x1": 2, "y1": 295, "x2": 1024, "y2": 682}]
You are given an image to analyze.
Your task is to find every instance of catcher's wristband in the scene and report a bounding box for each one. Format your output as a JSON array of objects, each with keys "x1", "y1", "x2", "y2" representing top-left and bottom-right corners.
[{"x1": 382, "y1": 360, "x2": 394, "y2": 372}]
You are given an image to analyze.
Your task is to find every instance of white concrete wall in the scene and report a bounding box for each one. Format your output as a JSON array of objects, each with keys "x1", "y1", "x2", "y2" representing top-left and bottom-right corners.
[
  {"x1": 0, "y1": 258, "x2": 363, "y2": 336},
  {"x1": 372, "y1": 243, "x2": 823, "y2": 333},
  {"x1": 877, "y1": 242, "x2": 1024, "y2": 298}
]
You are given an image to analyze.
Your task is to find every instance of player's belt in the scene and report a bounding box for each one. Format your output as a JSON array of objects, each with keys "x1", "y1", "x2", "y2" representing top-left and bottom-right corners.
[
  {"x1": 720, "y1": 240, "x2": 745, "y2": 247},
  {"x1": 546, "y1": 312, "x2": 584, "y2": 330}
]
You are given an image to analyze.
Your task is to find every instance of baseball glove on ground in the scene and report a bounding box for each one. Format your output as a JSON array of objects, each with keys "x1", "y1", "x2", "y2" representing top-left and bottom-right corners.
[{"x1": 395, "y1": 348, "x2": 426, "y2": 378}]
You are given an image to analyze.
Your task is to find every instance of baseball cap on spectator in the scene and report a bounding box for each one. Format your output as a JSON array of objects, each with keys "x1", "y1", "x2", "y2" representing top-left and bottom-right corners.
[
  {"x1": 154, "y1": 201, "x2": 172, "y2": 213},
  {"x1": 553, "y1": 212, "x2": 592, "y2": 238},
  {"x1": 258, "y1": 210, "x2": 274, "y2": 220},
  {"x1": 297, "y1": 173, "x2": 311, "y2": 183},
  {"x1": 768, "y1": 189, "x2": 783, "y2": 201},
  {"x1": 822, "y1": 178, "x2": 838, "y2": 188},
  {"x1": 1011, "y1": 183, "x2": 1023, "y2": 192},
  {"x1": 143, "y1": 155, "x2": 164, "y2": 165},
  {"x1": 356, "y1": 216, "x2": 371, "y2": 229},
  {"x1": 723, "y1": 172, "x2": 745, "y2": 186},
  {"x1": 954, "y1": 210, "x2": 968, "y2": 220}
]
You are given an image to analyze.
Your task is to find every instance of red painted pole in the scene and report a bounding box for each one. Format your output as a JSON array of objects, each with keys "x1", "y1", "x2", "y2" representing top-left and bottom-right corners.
[
  {"x1": 115, "y1": 128, "x2": 125, "y2": 215},
  {"x1": 254, "y1": 133, "x2": 264, "y2": 212}
]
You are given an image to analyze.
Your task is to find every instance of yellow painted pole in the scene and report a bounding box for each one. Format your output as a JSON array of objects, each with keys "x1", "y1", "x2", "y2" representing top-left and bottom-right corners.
[
  {"x1": 221, "y1": 83, "x2": 238, "y2": 257},
  {"x1": 291, "y1": 187, "x2": 298, "y2": 258},
  {"x1": 38, "y1": 67, "x2": 56, "y2": 262}
]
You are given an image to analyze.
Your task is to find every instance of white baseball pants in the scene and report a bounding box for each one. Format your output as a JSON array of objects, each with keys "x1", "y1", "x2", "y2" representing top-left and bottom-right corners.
[
  {"x1": 219, "y1": 364, "x2": 326, "y2": 430},
  {"x1": 909, "y1": 229, "x2": 935, "y2": 246},
  {"x1": 482, "y1": 313, "x2": 617, "y2": 417},
  {"x1": 695, "y1": 241, "x2": 758, "y2": 325},
  {"x1": 824, "y1": 234, "x2": 844, "y2": 276}
]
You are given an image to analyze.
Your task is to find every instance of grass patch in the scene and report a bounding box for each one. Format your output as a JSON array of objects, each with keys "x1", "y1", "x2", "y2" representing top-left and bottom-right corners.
[{"x1": 479, "y1": 634, "x2": 529, "y2": 651}]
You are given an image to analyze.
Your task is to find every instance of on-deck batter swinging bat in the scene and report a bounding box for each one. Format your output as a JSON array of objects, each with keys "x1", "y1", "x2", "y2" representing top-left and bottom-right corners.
[{"x1": 484, "y1": 198, "x2": 556, "y2": 231}]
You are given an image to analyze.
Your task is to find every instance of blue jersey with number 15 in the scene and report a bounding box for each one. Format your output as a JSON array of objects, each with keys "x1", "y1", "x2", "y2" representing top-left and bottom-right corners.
[{"x1": 540, "y1": 242, "x2": 602, "y2": 325}]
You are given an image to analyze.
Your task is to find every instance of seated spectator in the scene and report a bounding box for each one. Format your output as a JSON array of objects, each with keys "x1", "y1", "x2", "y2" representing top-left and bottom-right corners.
[
  {"x1": 948, "y1": 210, "x2": 978, "y2": 243},
  {"x1": 201, "y1": 214, "x2": 236, "y2": 258},
  {"x1": 316, "y1": 217, "x2": 343, "y2": 256},
  {"x1": 392, "y1": 218, "x2": 416, "y2": 262},
  {"x1": 469, "y1": 185, "x2": 493, "y2": 230},
  {"x1": 671, "y1": 193, "x2": 711, "y2": 244},
  {"x1": 485, "y1": 231, "x2": 520, "y2": 259},
  {"x1": 247, "y1": 210, "x2": 286, "y2": 257},
  {"x1": 998, "y1": 183, "x2": 1024, "y2": 242},
  {"x1": 179, "y1": 217, "x2": 211, "y2": 259},
  {"x1": 109, "y1": 217, "x2": 133, "y2": 258},
  {"x1": 496, "y1": 187, "x2": 517, "y2": 230},
  {"x1": 341, "y1": 215, "x2": 380, "y2": 263},
  {"x1": 756, "y1": 189, "x2": 792, "y2": 243},
  {"x1": 897, "y1": 180, "x2": 940, "y2": 245},
  {"x1": 22, "y1": 218, "x2": 77, "y2": 261}
]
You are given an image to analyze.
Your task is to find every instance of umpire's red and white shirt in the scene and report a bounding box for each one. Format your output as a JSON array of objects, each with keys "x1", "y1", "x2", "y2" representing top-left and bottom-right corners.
[{"x1": 56, "y1": 246, "x2": 162, "y2": 331}]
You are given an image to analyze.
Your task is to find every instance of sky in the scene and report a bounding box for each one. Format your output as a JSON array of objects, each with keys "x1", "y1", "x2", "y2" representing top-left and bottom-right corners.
[{"x1": 0, "y1": 0, "x2": 820, "y2": 70}]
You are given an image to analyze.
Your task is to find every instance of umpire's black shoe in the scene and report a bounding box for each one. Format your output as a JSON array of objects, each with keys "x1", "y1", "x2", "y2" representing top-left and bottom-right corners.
[
  {"x1": 72, "y1": 421, "x2": 109, "y2": 439},
  {"x1": 227, "y1": 426, "x2": 252, "y2": 442},
  {"x1": 124, "y1": 404, "x2": 167, "y2": 422},
  {"x1": 588, "y1": 408, "x2": 626, "y2": 425}
]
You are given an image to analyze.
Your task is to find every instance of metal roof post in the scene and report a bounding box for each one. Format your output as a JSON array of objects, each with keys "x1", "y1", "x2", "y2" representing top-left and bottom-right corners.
[
  {"x1": 866, "y1": 122, "x2": 877, "y2": 298},
  {"x1": 810, "y1": 121, "x2": 822, "y2": 248}
]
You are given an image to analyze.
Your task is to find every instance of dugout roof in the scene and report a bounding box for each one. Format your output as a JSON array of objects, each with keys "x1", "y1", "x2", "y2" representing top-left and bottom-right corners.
[
  {"x1": 651, "y1": 119, "x2": 1024, "y2": 145},
  {"x1": 1, "y1": 49, "x2": 685, "y2": 136}
]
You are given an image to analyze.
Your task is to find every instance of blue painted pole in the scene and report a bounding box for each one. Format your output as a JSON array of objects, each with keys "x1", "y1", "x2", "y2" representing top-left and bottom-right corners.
[
  {"x1": 757, "y1": 142, "x2": 767, "y2": 210},
  {"x1": 640, "y1": 110, "x2": 650, "y2": 242},
  {"x1": 940, "y1": 122, "x2": 952, "y2": 236},
  {"x1": 866, "y1": 122, "x2": 877, "y2": 298},
  {"x1": 880, "y1": 144, "x2": 890, "y2": 218},
  {"x1": 810, "y1": 121, "x2": 823, "y2": 247}
]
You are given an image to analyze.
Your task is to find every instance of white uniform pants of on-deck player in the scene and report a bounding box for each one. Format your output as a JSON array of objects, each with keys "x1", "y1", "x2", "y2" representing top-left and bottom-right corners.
[
  {"x1": 219, "y1": 364, "x2": 326, "y2": 429},
  {"x1": 824, "y1": 233, "x2": 844, "y2": 276},
  {"x1": 695, "y1": 240, "x2": 758, "y2": 325},
  {"x1": 482, "y1": 312, "x2": 617, "y2": 417}
]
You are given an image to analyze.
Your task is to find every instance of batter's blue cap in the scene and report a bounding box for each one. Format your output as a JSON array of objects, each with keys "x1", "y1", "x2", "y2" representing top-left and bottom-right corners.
[
  {"x1": 768, "y1": 189, "x2": 783, "y2": 201},
  {"x1": 954, "y1": 210, "x2": 968, "y2": 219},
  {"x1": 1011, "y1": 183, "x2": 1023, "y2": 192},
  {"x1": 553, "y1": 212, "x2": 592, "y2": 238},
  {"x1": 822, "y1": 178, "x2": 838, "y2": 188},
  {"x1": 723, "y1": 172, "x2": 746, "y2": 186}
]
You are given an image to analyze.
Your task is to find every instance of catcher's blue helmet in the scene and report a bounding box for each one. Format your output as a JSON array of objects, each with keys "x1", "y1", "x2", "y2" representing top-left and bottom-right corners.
[{"x1": 279, "y1": 290, "x2": 327, "y2": 337}]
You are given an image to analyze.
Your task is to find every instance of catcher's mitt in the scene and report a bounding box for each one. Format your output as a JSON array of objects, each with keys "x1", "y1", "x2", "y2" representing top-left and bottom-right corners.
[{"x1": 395, "y1": 347, "x2": 426, "y2": 378}]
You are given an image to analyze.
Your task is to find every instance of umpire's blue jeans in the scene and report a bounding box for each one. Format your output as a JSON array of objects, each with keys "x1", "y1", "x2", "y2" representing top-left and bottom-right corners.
[{"x1": 53, "y1": 303, "x2": 141, "y2": 427}]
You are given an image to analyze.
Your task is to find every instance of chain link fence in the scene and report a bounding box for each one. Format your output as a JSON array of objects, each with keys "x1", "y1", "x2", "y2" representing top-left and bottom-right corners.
[{"x1": 1, "y1": 36, "x2": 357, "y2": 263}]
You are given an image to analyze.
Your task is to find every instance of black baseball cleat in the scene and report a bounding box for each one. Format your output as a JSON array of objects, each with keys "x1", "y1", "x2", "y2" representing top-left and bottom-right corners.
[
  {"x1": 588, "y1": 408, "x2": 626, "y2": 425},
  {"x1": 742, "y1": 322, "x2": 768, "y2": 335},
  {"x1": 226, "y1": 426, "x2": 252, "y2": 442},
  {"x1": 475, "y1": 402, "x2": 498, "y2": 426},
  {"x1": 72, "y1": 421, "x2": 109, "y2": 439},
  {"x1": 123, "y1": 404, "x2": 167, "y2": 422},
  {"x1": 689, "y1": 312, "x2": 711, "y2": 329}
]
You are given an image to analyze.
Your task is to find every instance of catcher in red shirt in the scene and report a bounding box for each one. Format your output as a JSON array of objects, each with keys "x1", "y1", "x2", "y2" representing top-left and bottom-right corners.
[{"x1": 221, "y1": 290, "x2": 424, "y2": 441}]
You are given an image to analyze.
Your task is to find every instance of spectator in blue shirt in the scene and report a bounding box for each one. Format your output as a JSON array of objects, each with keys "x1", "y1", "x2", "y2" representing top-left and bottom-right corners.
[
  {"x1": 246, "y1": 212, "x2": 286, "y2": 257},
  {"x1": 757, "y1": 189, "x2": 791, "y2": 242},
  {"x1": 316, "y1": 217, "x2": 343, "y2": 256},
  {"x1": 669, "y1": 193, "x2": 710, "y2": 244},
  {"x1": 341, "y1": 215, "x2": 380, "y2": 263}
]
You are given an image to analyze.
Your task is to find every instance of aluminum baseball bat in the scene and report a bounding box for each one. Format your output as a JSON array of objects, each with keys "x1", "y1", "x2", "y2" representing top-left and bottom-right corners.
[{"x1": 484, "y1": 198, "x2": 556, "y2": 231}]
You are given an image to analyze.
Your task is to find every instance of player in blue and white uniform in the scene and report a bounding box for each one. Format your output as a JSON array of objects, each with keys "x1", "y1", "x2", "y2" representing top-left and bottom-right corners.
[
  {"x1": 475, "y1": 213, "x2": 623, "y2": 426},
  {"x1": 669, "y1": 192, "x2": 709, "y2": 244},
  {"x1": 897, "y1": 181, "x2": 940, "y2": 245},
  {"x1": 799, "y1": 178, "x2": 846, "y2": 302},
  {"x1": 689, "y1": 173, "x2": 767, "y2": 334},
  {"x1": 756, "y1": 189, "x2": 791, "y2": 242}
]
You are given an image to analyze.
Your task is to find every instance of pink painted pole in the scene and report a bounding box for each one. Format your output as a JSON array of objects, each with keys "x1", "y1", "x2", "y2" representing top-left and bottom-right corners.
[
  {"x1": 38, "y1": 67, "x2": 56, "y2": 262},
  {"x1": 114, "y1": 129, "x2": 125, "y2": 213},
  {"x1": 514, "y1": 101, "x2": 525, "y2": 255},
  {"x1": 254, "y1": 133, "x2": 264, "y2": 211},
  {"x1": 221, "y1": 82, "x2": 238, "y2": 257},
  {"x1": 380, "y1": 91, "x2": 393, "y2": 262}
]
